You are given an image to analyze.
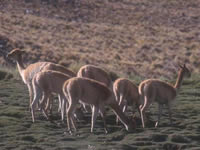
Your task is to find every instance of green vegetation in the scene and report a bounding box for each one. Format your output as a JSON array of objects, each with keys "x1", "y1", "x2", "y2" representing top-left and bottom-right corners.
[
  {"x1": 0, "y1": 67, "x2": 14, "y2": 80},
  {"x1": 0, "y1": 70, "x2": 200, "y2": 149}
]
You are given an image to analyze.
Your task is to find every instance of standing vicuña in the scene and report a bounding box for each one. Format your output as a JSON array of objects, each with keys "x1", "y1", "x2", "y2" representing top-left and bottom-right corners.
[
  {"x1": 63, "y1": 77, "x2": 135, "y2": 134},
  {"x1": 7, "y1": 49, "x2": 75, "y2": 111},
  {"x1": 139, "y1": 64, "x2": 191, "y2": 128},
  {"x1": 113, "y1": 78, "x2": 140, "y2": 123},
  {"x1": 31, "y1": 70, "x2": 71, "y2": 122}
]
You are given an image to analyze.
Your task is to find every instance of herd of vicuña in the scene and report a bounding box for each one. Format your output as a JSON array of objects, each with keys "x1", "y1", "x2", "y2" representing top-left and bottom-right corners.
[{"x1": 7, "y1": 48, "x2": 191, "y2": 134}]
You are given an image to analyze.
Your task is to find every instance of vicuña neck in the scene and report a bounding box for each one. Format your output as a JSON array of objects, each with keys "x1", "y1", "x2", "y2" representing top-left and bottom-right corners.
[
  {"x1": 174, "y1": 70, "x2": 184, "y2": 90},
  {"x1": 16, "y1": 55, "x2": 25, "y2": 75}
]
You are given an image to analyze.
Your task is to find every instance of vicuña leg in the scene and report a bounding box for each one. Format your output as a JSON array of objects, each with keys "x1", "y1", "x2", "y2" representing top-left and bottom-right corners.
[
  {"x1": 66, "y1": 98, "x2": 77, "y2": 133},
  {"x1": 140, "y1": 95, "x2": 153, "y2": 128},
  {"x1": 61, "y1": 96, "x2": 68, "y2": 121},
  {"x1": 40, "y1": 92, "x2": 49, "y2": 120},
  {"x1": 155, "y1": 104, "x2": 163, "y2": 128},
  {"x1": 91, "y1": 105, "x2": 99, "y2": 133},
  {"x1": 27, "y1": 84, "x2": 33, "y2": 110},
  {"x1": 99, "y1": 105, "x2": 108, "y2": 134},
  {"x1": 31, "y1": 85, "x2": 42, "y2": 123},
  {"x1": 58, "y1": 94, "x2": 62, "y2": 112},
  {"x1": 116, "y1": 94, "x2": 125, "y2": 124}
]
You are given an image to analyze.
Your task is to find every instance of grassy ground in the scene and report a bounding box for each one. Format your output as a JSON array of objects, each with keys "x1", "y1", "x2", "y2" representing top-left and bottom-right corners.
[
  {"x1": 0, "y1": 0, "x2": 200, "y2": 149},
  {"x1": 0, "y1": 72, "x2": 200, "y2": 150}
]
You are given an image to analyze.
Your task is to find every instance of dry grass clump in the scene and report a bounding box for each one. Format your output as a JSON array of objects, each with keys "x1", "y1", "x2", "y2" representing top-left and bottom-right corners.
[{"x1": 0, "y1": 0, "x2": 200, "y2": 79}]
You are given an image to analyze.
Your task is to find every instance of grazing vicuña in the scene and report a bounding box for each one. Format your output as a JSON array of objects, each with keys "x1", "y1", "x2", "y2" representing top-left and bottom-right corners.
[
  {"x1": 113, "y1": 78, "x2": 141, "y2": 123},
  {"x1": 63, "y1": 77, "x2": 135, "y2": 133}
]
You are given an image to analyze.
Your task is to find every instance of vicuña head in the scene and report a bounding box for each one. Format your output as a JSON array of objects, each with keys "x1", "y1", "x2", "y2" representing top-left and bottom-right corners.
[
  {"x1": 174, "y1": 64, "x2": 191, "y2": 89},
  {"x1": 7, "y1": 48, "x2": 25, "y2": 60}
]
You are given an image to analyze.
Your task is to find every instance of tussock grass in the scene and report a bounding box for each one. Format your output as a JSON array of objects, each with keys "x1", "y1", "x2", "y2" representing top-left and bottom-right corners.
[
  {"x1": 1, "y1": 74, "x2": 199, "y2": 149},
  {"x1": 0, "y1": 65, "x2": 21, "y2": 81}
]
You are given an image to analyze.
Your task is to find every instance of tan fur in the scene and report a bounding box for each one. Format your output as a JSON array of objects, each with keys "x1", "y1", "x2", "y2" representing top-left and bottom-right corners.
[
  {"x1": 43, "y1": 63, "x2": 75, "y2": 77},
  {"x1": 139, "y1": 64, "x2": 191, "y2": 128},
  {"x1": 63, "y1": 77, "x2": 135, "y2": 133},
  {"x1": 77, "y1": 65, "x2": 112, "y2": 88},
  {"x1": 113, "y1": 78, "x2": 140, "y2": 123},
  {"x1": 42, "y1": 63, "x2": 75, "y2": 113},
  {"x1": 7, "y1": 48, "x2": 75, "y2": 111},
  {"x1": 31, "y1": 70, "x2": 71, "y2": 122},
  {"x1": 77, "y1": 65, "x2": 112, "y2": 112}
]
